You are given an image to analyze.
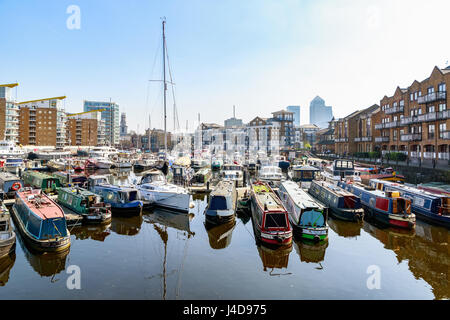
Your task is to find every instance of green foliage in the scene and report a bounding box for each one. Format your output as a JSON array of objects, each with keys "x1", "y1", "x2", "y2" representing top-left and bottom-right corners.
[{"x1": 384, "y1": 152, "x2": 407, "y2": 161}]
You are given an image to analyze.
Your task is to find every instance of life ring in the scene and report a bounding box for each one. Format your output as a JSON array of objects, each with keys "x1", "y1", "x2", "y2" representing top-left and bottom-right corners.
[{"x1": 11, "y1": 182, "x2": 22, "y2": 191}]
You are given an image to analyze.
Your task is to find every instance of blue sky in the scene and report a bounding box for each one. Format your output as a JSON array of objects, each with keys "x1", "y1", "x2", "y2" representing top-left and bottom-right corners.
[{"x1": 1, "y1": 0, "x2": 449, "y2": 133}]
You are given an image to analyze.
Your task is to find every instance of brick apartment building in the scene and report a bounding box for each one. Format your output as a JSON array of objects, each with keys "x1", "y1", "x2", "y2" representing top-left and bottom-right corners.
[
  {"x1": 375, "y1": 66, "x2": 450, "y2": 166},
  {"x1": 66, "y1": 110, "x2": 102, "y2": 146}
]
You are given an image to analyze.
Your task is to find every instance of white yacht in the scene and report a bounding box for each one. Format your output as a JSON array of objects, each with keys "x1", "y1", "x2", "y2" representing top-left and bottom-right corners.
[
  {"x1": 221, "y1": 163, "x2": 244, "y2": 187},
  {"x1": 89, "y1": 146, "x2": 119, "y2": 158},
  {"x1": 258, "y1": 165, "x2": 283, "y2": 187},
  {"x1": 0, "y1": 141, "x2": 26, "y2": 158},
  {"x1": 136, "y1": 169, "x2": 190, "y2": 212}
]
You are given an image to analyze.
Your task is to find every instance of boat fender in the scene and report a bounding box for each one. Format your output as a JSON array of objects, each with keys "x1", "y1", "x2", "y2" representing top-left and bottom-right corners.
[
  {"x1": 11, "y1": 182, "x2": 22, "y2": 191},
  {"x1": 313, "y1": 235, "x2": 320, "y2": 243},
  {"x1": 189, "y1": 202, "x2": 195, "y2": 209}
]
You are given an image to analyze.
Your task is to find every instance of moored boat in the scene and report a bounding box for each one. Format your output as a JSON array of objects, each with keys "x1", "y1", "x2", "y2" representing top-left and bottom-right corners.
[
  {"x1": 338, "y1": 181, "x2": 416, "y2": 229},
  {"x1": 52, "y1": 171, "x2": 87, "y2": 187},
  {"x1": 221, "y1": 163, "x2": 244, "y2": 187},
  {"x1": 369, "y1": 179, "x2": 450, "y2": 228},
  {"x1": 258, "y1": 165, "x2": 283, "y2": 187},
  {"x1": 0, "y1": 202, "x2": 15, "y2": 258},
  {"x1": 278, "y1": 181, "x2": 328, "y2": 242},
  {"x1": 309, "y1": 180, "x2": 364, "y2": 222},
  {"x1": 22, "y1": 170, "x2": 61, "y2": 194},
  {"x1": 87, "y1": 175, "x2": 143, "y2": 216},
  {"x1": 0, "y1": 172, "x2": 23, "y2": 199},
  {"x1": 205, "y1": 181, "x2": 236, "y2": 224},
  {"x1": 57, "y1": 187, "x2": 112, "y2": 224},
  {"x1": 189, "y1": 167, "x2": 212, "y2": 192},
  {"x1": 11, "y1": 188, "x2": 70, "y2": 252},
  {"x1": 250, "y1": 180, "x2": 292, "y2": 246}
]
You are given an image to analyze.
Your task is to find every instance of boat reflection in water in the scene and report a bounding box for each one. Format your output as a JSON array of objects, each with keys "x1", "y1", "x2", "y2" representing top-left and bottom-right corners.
[
  {"x1": 364, "y1": 221, "x2": 450, "y2": 299},
  {"x1": 204, "y1": 218, "x2": 236, "y2": 250},
  {"x1": 110, "y1": 215, "x2": 143, "y2": 236},
  {"x1": 71, "y1": 223, "x2": 112, "y2": 242},
  {"x1": 143, "y1": 208, "x2": 195, "y2": 300},
  {"x1": 256, "y1": 244, "x2": 292, "y2": 275},
  {"x1": 327, "y1": 217, "x2": 363, "y2": 238},
  {"x1": 294, "y1": 238, "x2": 328, "y2": 264},
  {"x1": 17, "y1": 233, "x2": 69, "y2": 278},
  {"x1": 0, "y1": 253, "x2": 15, "y2": 286}
]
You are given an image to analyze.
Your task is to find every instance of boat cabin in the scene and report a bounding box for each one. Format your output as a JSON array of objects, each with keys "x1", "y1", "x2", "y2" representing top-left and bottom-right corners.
[
  {"x1": 333, "y1": 159, "x2": 354, "y2": 178},
  {"x1": 291, "y1": 165, "x2": 320, "y2": 183},
  {"x1": 0, "y1": 172, "x2": 23, "y2": 198},
  {"x1": 192, "y1": 168, "x2": 212, "y2": 186},
  {"x1": 22, "y1": 171, "x2": 61, "y2": 193}
]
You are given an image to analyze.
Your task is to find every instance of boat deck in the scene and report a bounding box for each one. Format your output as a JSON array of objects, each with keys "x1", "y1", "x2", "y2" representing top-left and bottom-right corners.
[
  {"x1": 317, "y1": 181, "x2": 355, "y2": 197},
  {"x1": 253, "y1": 184, "x2": 284, "y2": 211}
]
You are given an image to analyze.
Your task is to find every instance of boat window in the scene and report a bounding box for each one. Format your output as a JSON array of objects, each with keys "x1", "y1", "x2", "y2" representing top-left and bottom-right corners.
[
  {"x1": 41, "y1": 218, "x2": 68, "y2": 239},
  {"x1": 208, "y1": 196, "x2": 228, "y2": 210},
  {"x1": 27, "y1": 213, "x2": 42, "y2": 238},
  {"x1": 299, "y1": 211, "x2": 325, "y2": 227},
  {"x1": 265, "y1": 213, "x2": 287, "y2": 228},
  {"x1": 129, "y1": 191, "x2": 138, "y2": 201},
  {"x1": 106, "y1": 192, "x2": 115, "y2": 201},
  {"x1": 302, "y1": 171, "x2": 313, "y2": 179},
  {"x1": 0, "y1": 221, "x2": 7, "y2": 232}
]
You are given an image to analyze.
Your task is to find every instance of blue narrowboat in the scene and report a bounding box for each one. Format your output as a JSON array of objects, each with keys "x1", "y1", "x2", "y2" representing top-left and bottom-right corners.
[
  {"x1": 308, "y1": 180, "x2": 364, "y2": 222},
  {"x1": 338, "y1": 181, "x2": 416, "y2": 229},
  {"x1": 87, "y1": 175, "x2": 143, "y2": 216},
  {"x1": 368, "y1": 179, "x2": 450, "y2": 229}
]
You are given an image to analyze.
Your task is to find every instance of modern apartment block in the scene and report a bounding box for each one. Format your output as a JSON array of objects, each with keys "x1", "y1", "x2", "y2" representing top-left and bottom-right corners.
[
  {"x1": 120, "y1": 112, "x2": 128, "y2": 137},
  {"x1": 18, "y1": 96, "x2": 67, "y2": 147},
  {"x1": 375, "y1": 66, "x2": 450, "y2": 165},
  {"x1": 0, "y1": 83, "x2": 20, "y2": 142},
  {"x1": 270, "y1": 110, "x2": 294, "y2": 148},
  {"x1": 66, "y1": 110, "x2": 103, "y2": 146},
  {"x1": 84, "y1": 100, "x2": 120, "y2": 146}
]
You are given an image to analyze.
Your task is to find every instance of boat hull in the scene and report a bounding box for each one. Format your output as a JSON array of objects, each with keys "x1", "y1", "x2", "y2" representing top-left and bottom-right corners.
[
  {"x1": 293, "y1": 224, "x2": 328, "y2": 242},
  {"x1": 110, "y1": 202, "x2": 143, "y2": 217},
  {"x1": 411, "y1": 207, "x2": 450, "y2": 229},
  {"x1": 362, "y1": 204, "x2": 415, "y2": 229},
  {"x1": 140, "y1": 190, "x2": 190, "y2": 212},
  {"x1": 329, "y1": 207, "x2": 364, "y2": 222},
  {"x1": 0, "y1": 233, "x2": 16, "y2": 259},
  {"x1": 10, "y1": 206, "x2": 71, "y2": 253}
]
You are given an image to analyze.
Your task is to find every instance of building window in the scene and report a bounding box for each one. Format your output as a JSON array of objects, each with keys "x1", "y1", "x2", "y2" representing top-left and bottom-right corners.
[
  {"x1": 410, "y1": 93, "x2": 414, "y2": 101},
  {"x1": 428, "y1": 124, "x2": 435, "y2": 139},
  {"x1": 428, "y1": 86, "x2": 435, "y2": 94},
  {"x1": 428, "y1": 105, "x2": 435, "y2": 113},
  {"x1": 439, "y1": 103, "x2": 446, "y2": 111},
  {"x1": 393, "y1": 130, "x2": 397, "y2": 141},
  {"x1": 438, "y1": 83, "x2": 446, "y2": 92},
  {"x1": 439, "y1": 123, "x2": 447, "y2": 138}
]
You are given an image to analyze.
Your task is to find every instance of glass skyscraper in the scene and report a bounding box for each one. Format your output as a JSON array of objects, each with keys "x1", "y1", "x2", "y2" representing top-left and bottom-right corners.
[
  {"x1": 84, "y1": 100, "x2": 120, "y2": 145},
  {"x1": 309, "y1": 96, "x2": 333, "y2": 129}
]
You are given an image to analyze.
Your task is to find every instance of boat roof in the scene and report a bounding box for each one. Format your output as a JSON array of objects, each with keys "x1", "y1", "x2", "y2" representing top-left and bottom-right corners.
[
  {"x1": 0, "y1": 172, "x2": 21, "y2": 182},
  {"x1": 211, "y1": 181, "x2": 234, "y2": 197},
  {"x1": 17, "y1": 189, "x2": 64, "y2": 220},
  {"x1": 314, "y1": 180, "x2": 356, "y2": 197},
  {"x1": 252, "y1": 183, "x2": 286, "y2": 212},
  {"x1": 370, "y1": 179, "x2": 443, "y2": 199},
  {"x1": 281, "y1": 181, "x2": 322, "y2": 209},
  {"x1": 23, "y1": 170, "x2": 54, "y2": 179},
  {"x1": 59, "y1": 187, "x2": 97, "y2": 197},
  {"x1": 292, "y1": 165, "x2": 319, "y2": 171}
]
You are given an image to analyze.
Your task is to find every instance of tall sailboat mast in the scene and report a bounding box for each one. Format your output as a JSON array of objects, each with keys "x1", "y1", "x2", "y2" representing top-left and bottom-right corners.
[{"x1": 162, "y1": 18, "x2": 167, "y2": 159}]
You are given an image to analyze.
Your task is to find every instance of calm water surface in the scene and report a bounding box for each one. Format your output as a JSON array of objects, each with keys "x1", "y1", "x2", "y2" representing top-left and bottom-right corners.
[{"x1": 0, "y1": 169, "x2": 448, "y2": 299}]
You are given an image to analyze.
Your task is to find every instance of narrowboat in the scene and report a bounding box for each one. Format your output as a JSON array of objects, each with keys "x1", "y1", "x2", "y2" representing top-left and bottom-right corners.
[
  {"x1": 57, "y1": 187, "x2": 112, "y2": 224},
  {"x1": 0, "y1": 172, "x2": 23, "y2": 198},
  {"x1": 338, "y1": 181, "x2": 416, "y2": 229},
  {"x1": 204, "y1": 218, "x2": 236, "y2": 250},
  {"x1": 22, "y1": 170, "x2": 61, "y2": 193},
  {"x1": 354, "y1": 166, "x2": 405, "y2": 184},
  {"x1": 369, "y1": 179, "x2": 450, "y2": 228},
  {"x1": 87, "y1": 175, "x2": 143, "y2": 216},
  {"x1": 11, "y1": 188, "x2": 70, "y2": 252},
  {"x1": 0, "y1": 202, "x2": 15, "y2": 258},
  {"x1": 189, "y1": 167, "x2": 213, "y2": 192},
  {"x1": 250, "y1": 180, "x2": 292, "y2": 246},
  {"x1": 278, "y1": 181, "x2": 328, "y2": 242},
  {"x1": 52, "y1": 171, "x2": 87, "y2": 187},
  {"x1": 205, "y1": 181, "x2": 236, "y2": 224},
  {"x1": 290, "y1": 165, "x2": 321, "y2": 190},
  {"x1": 309, "y1": 180, "x2": 364, "y2": 222}
]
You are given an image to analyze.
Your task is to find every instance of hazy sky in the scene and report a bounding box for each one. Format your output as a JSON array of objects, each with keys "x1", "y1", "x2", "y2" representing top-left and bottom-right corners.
[{"x1": 1, "y1": 0, "x2": 449, "y2": 133}]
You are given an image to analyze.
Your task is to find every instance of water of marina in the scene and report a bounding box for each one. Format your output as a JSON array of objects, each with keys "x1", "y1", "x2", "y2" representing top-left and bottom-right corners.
[{"x1": 0, "y1": 169, "x2": 448, "y2": 300}]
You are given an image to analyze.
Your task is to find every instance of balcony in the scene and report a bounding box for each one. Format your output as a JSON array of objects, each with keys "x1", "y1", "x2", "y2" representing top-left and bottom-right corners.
[
  {"x1": 374, "y1": 123, "x2": 383, "y2": 130},
  {"x1": 410, "y1": 151, "x2": 421, "y2": 158},
  {"x1": 438, "y1": 153, "x2": 450, "y2": 160},
  {"x1": 417, "y1": 91, "x2": 446, "y2": 104},
  {"x1": 375, "y1": 121, "x2": 399, "y2": 129},
  {"x1": 375, "y1": 136, "x2": 389, "y2": 142},
  {"x1": 335, "y1": 137, "x2": 348, "y2": 143},
  {"x1": 384, "y1": 106, "x2": 404, "y2": 114},
  {"x1": 417, "y1": 112, "x2": 437, "y2": 122},
  {"x1": 437, "y1": 109, "x2": 450, "y2": 120},
  {"x1": 440, "y1": 131, "x2": 450, "y2": 139},
  {"x1": 354, "y1": 136, "x2": 372, "y2": 142},
  {"x1": 400, "y1": 133, "x2": 422, "y2": 142},
  {"x1": 400, "y1": 116, "x2": 415, "y2": 125}
]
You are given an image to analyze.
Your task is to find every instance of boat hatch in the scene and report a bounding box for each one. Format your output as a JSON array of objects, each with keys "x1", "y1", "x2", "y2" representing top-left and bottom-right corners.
[
  {"x1": 344, "y1": 196, "x2": 357, "y2": 209},
  {"x1": 209, "y1": 196, "x2": 228, "y2": 210},
  {"x1": 299, "y1": 211, "x2": 325, "y2": 227},
  {"x1": 393, "y1": 198, "x2": 410, "y2": 214},
  {"x1": 264, "y1": 213, "x2": 287, "y2": 228},
  {"x1": 128, "y1": 191, "x2": 138, "y2": 201}
]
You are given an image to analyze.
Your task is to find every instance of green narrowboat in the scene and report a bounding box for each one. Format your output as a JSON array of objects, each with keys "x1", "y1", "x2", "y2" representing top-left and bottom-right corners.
[
  {"x1": 22, "y1": 171, "x2": 61, "y2": 193},
  {"x1": 57, "y1": 187, "x2": 112, "y2": 224}
]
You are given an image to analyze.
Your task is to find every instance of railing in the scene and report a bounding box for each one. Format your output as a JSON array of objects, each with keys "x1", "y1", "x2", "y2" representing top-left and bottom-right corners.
[
  {"x1": 384, "y1": 106, "x2": 404, "y2": 114},
  {"x1": 417, "y1": 112, "x2": 437, "y2": 122},
  {"x1": 438, "y1": 152, "x2": 450, "y2": 160},
  {"x1": 354, "y1": 136, "x2": 372, "y2": 142},
  {"x1": 417, "y1": 91, "x2": 446, "y2": 104},
  {"x1": 437, "y1": 110, "x2": 450, "y2": 120},
  {"x1": 374, "y1": 123, "x2": 383, "y2": 130},
  {"x1": 375, "y1": 136, "x2": 389, "y2": 142},
  {"x1": 410, "y1": 151, "x2": 421, "y2": 158},
  {"x1": 423, "y1": 152, "x2": 436, "y2": 159},
  {"x1": 335, "y1": 138, "x2": 348, "y2": 142},
  {"x1": 385, "y1": 121, "x2": 399, "y2": 128},
  {"x1": 400, "y1": 133, "x2": 422, "y2": 142}
]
